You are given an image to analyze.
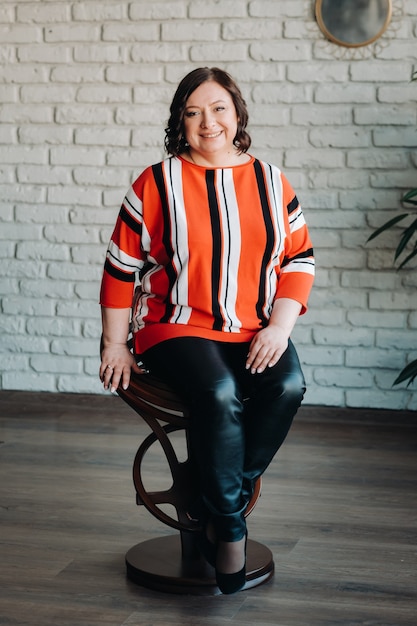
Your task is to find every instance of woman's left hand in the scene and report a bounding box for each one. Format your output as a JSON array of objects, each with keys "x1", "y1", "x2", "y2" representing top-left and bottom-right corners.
[
  {"x1": 246, "y1": 325, "x2": 289, "y2": 374},
  {"x1": 245, "y1": 297, "x2": 303, "y2": 374}
]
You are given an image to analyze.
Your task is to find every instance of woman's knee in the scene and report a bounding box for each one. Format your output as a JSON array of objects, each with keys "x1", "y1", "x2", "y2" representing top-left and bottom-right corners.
[
  {"x1": 188, "y1": 378, "x2": 244, "y2": 441},
  {"x1": 279, "y1": 369, "x2": 306, "y2": 404},
  {"x1": 257, "y1": 358, "x2": 306, "y2": 408},
  {"x1": 273, "y1": 341, "x2": 306, "y2": 402},
  {"x1": 196, "y1": 377, "x2": 242, "y2": 418}
]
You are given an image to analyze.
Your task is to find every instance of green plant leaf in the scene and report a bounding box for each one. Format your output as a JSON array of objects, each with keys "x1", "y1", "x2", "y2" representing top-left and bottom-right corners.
[
  {"x1": 393, "y1": 360, "x2": 417, "y2": 386},
  {"x1": 402, "y1": 188, "x2": 417, "y2": 204},
  {"x1": 366, "y1": 213, "x2": 409, "y2": 242},
  {"x1": 394, "y1": 217, "x2": 417, "y2": 260},
  {"x1": 397, "y1": 245, "x2": 417, "y2": 269}
]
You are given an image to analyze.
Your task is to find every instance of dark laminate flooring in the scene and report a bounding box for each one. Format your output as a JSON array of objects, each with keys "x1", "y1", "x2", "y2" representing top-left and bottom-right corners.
[{"x1": 0, "y1": 391, "x2": 416, "y2": 626}]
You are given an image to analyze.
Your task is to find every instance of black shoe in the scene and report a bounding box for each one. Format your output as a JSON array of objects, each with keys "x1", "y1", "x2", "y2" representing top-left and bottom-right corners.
[
  {"x1": 216, "y1": 563, "x2": 246, "y2": 594},
  {"x1": 215, "y1": 532, "x2": 247, "y2": 595}
]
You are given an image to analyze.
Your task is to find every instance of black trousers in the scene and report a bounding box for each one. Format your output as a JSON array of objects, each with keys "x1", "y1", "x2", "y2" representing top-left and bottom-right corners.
[{"x1": 141, "y1": 337, "x2": 306, "y2": 542}]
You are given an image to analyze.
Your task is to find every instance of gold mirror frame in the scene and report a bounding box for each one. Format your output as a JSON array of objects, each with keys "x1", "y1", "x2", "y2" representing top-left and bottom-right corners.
[{"x1": 315, "y1": 0, "x2": 392, "y2": 48}]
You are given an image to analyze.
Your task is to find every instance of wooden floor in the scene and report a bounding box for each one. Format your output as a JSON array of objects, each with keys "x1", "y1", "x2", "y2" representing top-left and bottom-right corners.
[{"x1": 0, "y1": 391, "x2": 416, "y2": 626}]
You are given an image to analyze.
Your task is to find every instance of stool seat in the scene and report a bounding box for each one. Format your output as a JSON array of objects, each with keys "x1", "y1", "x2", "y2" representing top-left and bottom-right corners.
[{"x1": 118, "y1": 370, "x2": 275, "y2": 595}]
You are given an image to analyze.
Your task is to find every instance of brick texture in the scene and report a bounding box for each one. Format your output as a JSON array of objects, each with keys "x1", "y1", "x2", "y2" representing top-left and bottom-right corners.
[{"x1": 0, "y1": 0, "x2": 416, "y2": 409}]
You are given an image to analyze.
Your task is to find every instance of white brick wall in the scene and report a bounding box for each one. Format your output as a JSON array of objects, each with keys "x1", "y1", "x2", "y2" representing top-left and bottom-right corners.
[{"x1": 1, "y1": 0, "x2": 416, "y2": 409}]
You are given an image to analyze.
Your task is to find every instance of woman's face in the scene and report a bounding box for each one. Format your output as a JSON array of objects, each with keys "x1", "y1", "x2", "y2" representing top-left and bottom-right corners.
[{"x1": 183, "y1": 80, "x2": 239, "y2": 161}]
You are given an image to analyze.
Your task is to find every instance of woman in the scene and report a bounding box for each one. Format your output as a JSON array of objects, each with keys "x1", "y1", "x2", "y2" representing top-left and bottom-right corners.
[{"x1": 99, "y1": 67, "x2": 314, "y2": 594}]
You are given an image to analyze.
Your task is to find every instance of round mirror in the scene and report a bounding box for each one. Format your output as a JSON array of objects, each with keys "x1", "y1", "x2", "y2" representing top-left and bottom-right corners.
[{"x1": 315, "y1": 0, "x2": 392, "y2": 48}]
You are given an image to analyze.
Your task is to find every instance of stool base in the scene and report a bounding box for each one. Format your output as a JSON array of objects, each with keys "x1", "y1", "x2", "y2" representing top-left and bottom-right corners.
[{"x1": 126, "y1": 534, "x2": 274, "y2": 595}]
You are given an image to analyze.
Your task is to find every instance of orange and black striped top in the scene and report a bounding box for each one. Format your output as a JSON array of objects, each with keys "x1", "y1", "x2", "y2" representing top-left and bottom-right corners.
[{"x1": 100, "y1": 155, "x2": 315, "y2": 355}]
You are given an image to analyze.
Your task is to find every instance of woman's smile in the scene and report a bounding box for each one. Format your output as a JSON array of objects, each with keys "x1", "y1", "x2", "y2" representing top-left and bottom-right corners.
[{"x1": 202, "y1": 131, "x2": 222, "y2": 137}]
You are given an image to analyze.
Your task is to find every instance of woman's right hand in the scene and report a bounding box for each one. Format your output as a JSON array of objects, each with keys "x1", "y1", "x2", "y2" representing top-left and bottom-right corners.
[{"x1": 100, "y1": 342, "x2": 144, "y2": 393}]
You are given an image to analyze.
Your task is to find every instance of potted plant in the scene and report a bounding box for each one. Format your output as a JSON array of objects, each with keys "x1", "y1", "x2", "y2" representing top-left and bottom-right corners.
[{"x1": 367, "y1": 72, "x2": 417, "y2": 386}]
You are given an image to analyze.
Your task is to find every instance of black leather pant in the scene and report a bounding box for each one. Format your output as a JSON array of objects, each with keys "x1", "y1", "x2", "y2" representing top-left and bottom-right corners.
[{"x1": 141, "y1": 337, "x2": 306, "y2": 542}]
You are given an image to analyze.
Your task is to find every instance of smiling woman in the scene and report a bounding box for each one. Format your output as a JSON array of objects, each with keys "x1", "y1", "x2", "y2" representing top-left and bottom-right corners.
[
  {"x1": 315, "y1": 0, "x2": 392, "y2": 47},
  {"x1": 99, "y1": 67, "x2": 315, "y2": 595}
]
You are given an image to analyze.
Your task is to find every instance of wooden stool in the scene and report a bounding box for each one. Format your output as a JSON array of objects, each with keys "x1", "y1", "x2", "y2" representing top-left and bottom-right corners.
[{"x1": 118, "y1": 370, "x2": 274, "y2": 595}]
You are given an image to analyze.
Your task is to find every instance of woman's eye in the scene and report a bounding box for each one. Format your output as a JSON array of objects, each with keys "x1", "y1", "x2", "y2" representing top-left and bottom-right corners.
[
  {"x1": 185, "y1": 111, "x2": 199, "y2": 117},
  {"x1": 215, "y1": 106, "x2": 225, "y2": 112}
]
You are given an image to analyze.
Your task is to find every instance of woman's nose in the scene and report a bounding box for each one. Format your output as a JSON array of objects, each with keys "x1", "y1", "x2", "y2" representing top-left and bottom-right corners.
[{"x1": 201, "y1": 111, "x2": 214, "y2": 128}]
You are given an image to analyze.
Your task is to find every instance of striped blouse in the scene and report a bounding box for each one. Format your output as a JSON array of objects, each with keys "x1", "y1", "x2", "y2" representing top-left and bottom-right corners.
[{"x1": 100, "y1": 155, "x2": 315, "y2": 355}]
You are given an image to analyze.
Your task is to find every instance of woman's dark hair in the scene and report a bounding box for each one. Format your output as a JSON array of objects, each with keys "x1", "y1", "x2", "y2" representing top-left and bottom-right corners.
[{"x1": 164, "y1": 67, "x2": 251, "y2": 156}]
